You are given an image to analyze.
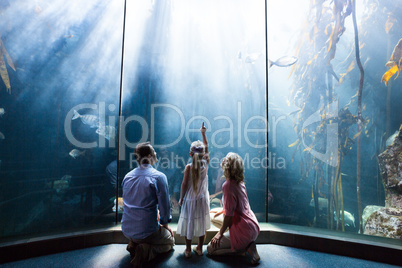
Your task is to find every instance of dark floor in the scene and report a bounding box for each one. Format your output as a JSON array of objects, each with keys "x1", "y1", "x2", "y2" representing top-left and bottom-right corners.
[{"x1": 0, "y1": 244, "x2": 399, "y2": 268}]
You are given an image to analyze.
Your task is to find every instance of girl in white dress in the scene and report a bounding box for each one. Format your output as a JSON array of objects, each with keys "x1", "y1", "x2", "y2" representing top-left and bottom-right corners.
[{"x1": 177, "y1": 122, "x2": 211, "y2": 257}]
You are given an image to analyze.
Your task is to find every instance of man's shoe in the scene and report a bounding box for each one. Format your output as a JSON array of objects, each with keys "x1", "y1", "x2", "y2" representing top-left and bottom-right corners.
[
  {"x1": 131, "y1": 244, "x2": 145, "y2": 267},
  {"x1": 126, "y1": 240, "x2": 138, "y2": 259}
]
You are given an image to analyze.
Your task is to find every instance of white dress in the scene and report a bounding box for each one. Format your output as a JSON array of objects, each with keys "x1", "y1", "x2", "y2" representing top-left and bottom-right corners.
[{"x1": 176, "y1": 159, "x2": 211, "y2": 240}]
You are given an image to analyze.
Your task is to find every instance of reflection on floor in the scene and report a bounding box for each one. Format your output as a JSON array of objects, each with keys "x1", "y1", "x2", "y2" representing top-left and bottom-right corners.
[{"x1": 1, "y1": 244, "x2": 398, "y2": 268}]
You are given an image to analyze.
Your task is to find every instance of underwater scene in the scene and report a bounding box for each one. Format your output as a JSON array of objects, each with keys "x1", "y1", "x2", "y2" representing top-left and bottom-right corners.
[
  {"x1": 0, "y1": 0, "x2": 401, "y2": 243},
  {"x1": 268, "y1": 0, "x2": 402, "y2": 238}
]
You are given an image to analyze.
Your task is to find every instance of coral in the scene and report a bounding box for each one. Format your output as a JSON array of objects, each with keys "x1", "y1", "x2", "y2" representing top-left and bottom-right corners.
[
  {"x1": 366, "y1": 125, "x2": 402, "y2": 238},
  {"x1": 362, "y1": 205, "x2": 383, "y2": 229},
  {"x1": 364, "y1": 207, "x2": 402, "y2": 239},
  {"x1": 378, "y1": 125, "x2": 402, "y2": 209}
]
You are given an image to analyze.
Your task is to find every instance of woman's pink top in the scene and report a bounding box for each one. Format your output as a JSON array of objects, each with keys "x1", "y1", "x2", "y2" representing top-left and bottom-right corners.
[{"x1": 222, "y1": 179, "x2": 260, "y2": 251}]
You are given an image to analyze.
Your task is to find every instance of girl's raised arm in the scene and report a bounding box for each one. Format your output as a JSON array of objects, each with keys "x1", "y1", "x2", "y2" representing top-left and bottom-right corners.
[{"x1": 200, "y1": 122, "x2": 209, "y2": 163}]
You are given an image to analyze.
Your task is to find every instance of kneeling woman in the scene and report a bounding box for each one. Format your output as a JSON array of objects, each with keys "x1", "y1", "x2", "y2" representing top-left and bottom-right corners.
[{"x1": 207, "y1": 152, "x2": 260, "y2": 264}]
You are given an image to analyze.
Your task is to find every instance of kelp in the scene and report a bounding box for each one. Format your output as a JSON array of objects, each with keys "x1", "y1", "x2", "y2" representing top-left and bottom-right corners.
[
  {"x1": 351, "y1": 0, "x2": 365, "y2": 234},
  {"x1": 381, "y1": 39, "x2": 402, "y2": 85},
  {"x1": 289, "y1": 0, "x2": 355, "y2": 230},
  {"x1": 0, "y1": 35, "x2": 15, "y2": 93}
]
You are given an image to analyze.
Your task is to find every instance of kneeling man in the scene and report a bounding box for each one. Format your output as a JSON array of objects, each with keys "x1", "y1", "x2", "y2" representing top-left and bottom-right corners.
[{"x1": 122, "y1": 142, "x2": 175, "y2": 267}]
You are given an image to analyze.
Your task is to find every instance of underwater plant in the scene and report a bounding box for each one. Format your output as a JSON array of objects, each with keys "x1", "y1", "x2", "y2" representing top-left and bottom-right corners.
[
  {"x1": 0, "y1": 35, "x2": 15, "y2": 93},
  {"x1": 288, "y1": 0, "x2": 370, "y2": 232},
  {"x1": 351, "y1": 0, "x2": 365, "y2": 234},
  {"x1": 381, "y1": 39, "x2": 402, "y2": 86}
]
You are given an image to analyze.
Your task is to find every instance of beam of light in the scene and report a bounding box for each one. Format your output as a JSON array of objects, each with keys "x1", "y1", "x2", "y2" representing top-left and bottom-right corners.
[
  {"x1": 267, "y1": 0, "x2": 366, "y2": 109},
  {"x1": 2, "y1": 0, "x2": 125, "y2": 105},
  {"x1": 121, "y1": 0, "x2": 267, "y2": 148},
  {"x1": 160, "y1": 0, "x2": 266, "y2": 147},
  {"x1": 121, "y1": 0, "x2": 154, "y2": 102},
  {"x1": 164, "y1": 0, "x2": 266, "y2": 99}
]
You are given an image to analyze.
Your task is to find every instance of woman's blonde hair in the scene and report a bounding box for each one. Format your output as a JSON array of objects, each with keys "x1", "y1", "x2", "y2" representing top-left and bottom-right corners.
[
  {"x1": 222, "y1": 152, "x2": 244, "y2": 184},
  {"x1": 190, "y1": 140, "x2": 205, "y2": 194}
]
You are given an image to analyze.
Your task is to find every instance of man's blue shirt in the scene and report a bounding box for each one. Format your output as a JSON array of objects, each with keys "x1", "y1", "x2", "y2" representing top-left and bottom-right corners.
[{"x1": 121, "y1": 164, "x2": 171, "y2": 240}]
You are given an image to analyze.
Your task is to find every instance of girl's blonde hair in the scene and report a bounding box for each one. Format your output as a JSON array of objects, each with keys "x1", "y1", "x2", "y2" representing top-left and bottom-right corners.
[
  {"x1": 190, "y1": 140, "x2": 205, "y2": 194},
  {"x1": 222, "y1": 152, "x2": 244, "y2": 184}
]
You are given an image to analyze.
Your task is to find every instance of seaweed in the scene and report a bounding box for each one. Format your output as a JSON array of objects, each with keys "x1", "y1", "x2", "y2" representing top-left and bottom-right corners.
[
  {"x1": 351, "y1": 0, "x2": 365, "y2": 234},
  {"x1": 289, "y1": 0, "x2": 355, "y2": 231}
]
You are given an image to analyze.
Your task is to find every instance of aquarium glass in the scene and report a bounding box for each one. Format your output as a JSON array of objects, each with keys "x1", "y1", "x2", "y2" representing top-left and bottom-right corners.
[
  {"x1": 0, "y1": 0, "x2": 123, "y2": 241},
  {"x1": 119, "y1": 0, "x2": 267, "y2": 223},
  {"x1": 0, "y1": 0, "x2": 400, "y2": 247},
  {"x1": 268, "y1": 0, "x2": 402, "y2": 240}
]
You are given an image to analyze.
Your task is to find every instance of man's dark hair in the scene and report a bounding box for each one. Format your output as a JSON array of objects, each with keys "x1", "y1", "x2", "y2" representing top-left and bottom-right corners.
[{"x1": 135, "y1": 142, "x2": 154, "y2": 165}]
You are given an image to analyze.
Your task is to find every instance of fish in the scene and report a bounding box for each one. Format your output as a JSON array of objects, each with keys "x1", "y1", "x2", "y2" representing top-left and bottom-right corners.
[
  {"x1": 96, "y1": 125, "x2": 116, "y2": 140},
  {"x1": 334, "y1": 210, "x2": 355, "y2": 228},
  {"x1": 60, "y1": 174, "x2": 72, "y2": 181},
  {"x1": 0, "y1": 131, "x2": 4, "y2": 139},
  {"x1": 72, "y1": 110, "x2": 100, "y2": 128},
  {"x1": 0, "y1": 108, "x2": 4, "y2": 116},
  {"x1": 309, "y1": 197, "x2": 328, "y2": 211},
  {"x1": 46, "y1": 175, "x2": 71, "y2": 193},
  {"x1": 386, "y1": 130, "x2": 399, "y2": 147},
  {"x1": 245, "y1": 52, "x2": 263, "y2": 63},
  {"x1": 269, "y1": 56, "x2": 298, "y2": 68},
  {"x1": 381, "y1": 38, "x2": 402, "y2": 85},
  {"x1": 69, "y1": 149, "x2": 85, "y2": 159}
]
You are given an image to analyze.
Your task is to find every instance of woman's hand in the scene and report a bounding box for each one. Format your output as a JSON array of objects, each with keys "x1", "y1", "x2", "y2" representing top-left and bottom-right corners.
[
  {"x1": 211, "y1": 232, "x2": 223, "y2": 249},
  {"x1": 213, "y1": 210, "x2": 224, "y2": 218},
  {"x1": 178, "y1": 198, "x2": 183, "y2": 206}
]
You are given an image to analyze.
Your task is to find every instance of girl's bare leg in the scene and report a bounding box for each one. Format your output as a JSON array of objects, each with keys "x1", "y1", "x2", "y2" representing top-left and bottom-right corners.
[
  {"x1": 185, "y1": 239, "x2": 192, "y2": 254},
  {"x1": 197, "y1": 235, "x2": 205, "y2": 251}
]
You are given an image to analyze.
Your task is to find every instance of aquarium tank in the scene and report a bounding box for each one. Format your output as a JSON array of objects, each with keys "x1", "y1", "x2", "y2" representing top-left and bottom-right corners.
[{"x1": 0, "y1": 0, "x2": 401, "y2": 245}]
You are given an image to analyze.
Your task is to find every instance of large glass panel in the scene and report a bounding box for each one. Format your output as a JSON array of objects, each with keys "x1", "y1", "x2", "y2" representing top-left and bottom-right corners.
[
  {"x1": 268, "y1": 0, "x2": 402, "y2": 241},
  {"x1": 120, "y1": 0, "x2": 267, "y2": 222},
  {"x1": 0, "y1": 0, "x2": 123, "y2": 241}
]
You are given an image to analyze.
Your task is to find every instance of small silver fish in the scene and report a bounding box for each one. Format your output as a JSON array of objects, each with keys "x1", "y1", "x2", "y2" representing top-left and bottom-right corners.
[
  {"x1": 0, "y1": 131, "x2": 5, "y2": 140},
  {"x1": 334, "y1": 210, "x2": 355, "y2": 228},
  {"x1": 309, "y1": 197, "x2": 328, "y2": 210},
  {"x1": 69, "y1": 149, "x2": 85, "y2": 159},
  {"x1": 245, "y1": 52, "x2": 263, "y2": 63},
  {"x1": 0, "y1": 108, "x2": 5, "y2": 117},
  {"x1": 386, "y1": 130, "x2": 398, "y2": 147},
  {"x1": 47, "y1": 175, "x2": 71, "y2": 193},
  {"x1": 60, "y1": 175, "x2": 72, "y2": 181},
  {"x1": 96, "y1": 125, "x2": 116, "y2": 140},
  {"x1": 72, "y1": 110, "x2": 100, "y2": 128},
  {"x1": 269, "y1": 56, "x2": 298, "y2": 68}
]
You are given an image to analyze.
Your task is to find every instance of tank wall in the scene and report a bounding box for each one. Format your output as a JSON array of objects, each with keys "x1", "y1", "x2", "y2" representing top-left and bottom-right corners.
[
  {"x1": 0, "y1": 0, "x2": 400, "y2": 246},
  {"x1": 0, "y1": 0, "x2": 123, "y2": 240},
  {"x1": 267, "y1": 0, "x2": 402, "y2": 240}
]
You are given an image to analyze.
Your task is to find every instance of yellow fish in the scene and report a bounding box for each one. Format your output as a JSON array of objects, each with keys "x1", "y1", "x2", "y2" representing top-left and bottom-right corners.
[{"x1": 381, "y1": 39, "x2": 402, "y2": 85}]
